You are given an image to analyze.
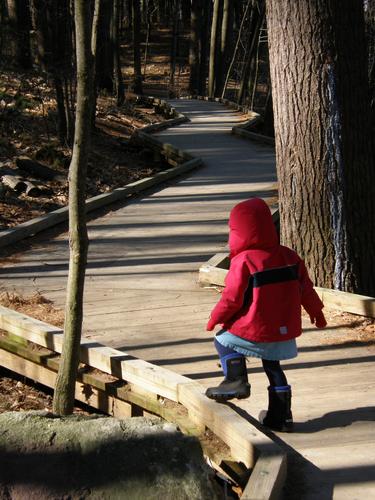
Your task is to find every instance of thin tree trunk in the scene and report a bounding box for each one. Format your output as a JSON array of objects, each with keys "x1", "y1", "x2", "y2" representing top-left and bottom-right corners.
[
  {"x1": 53, "y1": 0, "x2": 94, "y2": 416},
  {"x1": 188, "y1": 0, "x2": 200, "y2": 94},
  {"x1": 215, "y1": 0, "x2": 231, "y2": 96},
  {"x1": 365, "y1": 0, "x2": 375, "y2": 118},
  {"x1": 198, "y1": 0, "x2": 210, "y2": 94},
  {"x1": 266, "y1": 0, "x2": 375, "y2": 295},
  {"x1": 221, "y1": 0, "x2": 251, "y2": 99},
  {"x1": 30, "y1": 0, "x2": 75, "y2": 145},
  {"x1": 112, "y1": 0, "x2": 125, "y2": 104},
  {"x1": 7, "y1": 0, "x2": 32, "y2": 68},
  {"x1": 169, "y1": 0, "x2": 179, "y2": 91},
  {"x1": 132, "y1": 0, "x2": 143, "y2": 93},
  {"x1": 238, "y1": 1, "x2": 264, "y2": 105},
  {"x1": 96, "y1": 0, "x2": 114, "y2": 91},
  {"x1": 91, "y1": 0, "x2": 101, "y2": 127},
  {"x1": 208, "y1": 0, "x2": 221, "y2": 98},
  {"x1": 143, "y1": 1, "x2": 156, "y2": 77}
]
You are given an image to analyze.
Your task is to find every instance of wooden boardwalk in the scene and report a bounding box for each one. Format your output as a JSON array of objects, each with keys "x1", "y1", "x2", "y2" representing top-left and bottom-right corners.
[{"x1": 1, "y1": 99, "x2": 374, "y2": 499}]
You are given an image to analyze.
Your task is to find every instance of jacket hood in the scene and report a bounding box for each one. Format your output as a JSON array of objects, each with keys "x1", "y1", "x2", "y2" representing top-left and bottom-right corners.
[{"x1": 228, "y1": 198, "x2": 279, "y2": 258}]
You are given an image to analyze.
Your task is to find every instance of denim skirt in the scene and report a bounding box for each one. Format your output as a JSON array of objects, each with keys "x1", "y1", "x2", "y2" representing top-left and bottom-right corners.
[{"x1": 216, "y1": 329, "x2": 298, "y2": 360}]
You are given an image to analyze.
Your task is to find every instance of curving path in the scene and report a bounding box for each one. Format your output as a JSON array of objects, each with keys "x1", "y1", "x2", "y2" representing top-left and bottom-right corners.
[{"x1": 1, "y1": 99, "x2": 374, "y2": 499}]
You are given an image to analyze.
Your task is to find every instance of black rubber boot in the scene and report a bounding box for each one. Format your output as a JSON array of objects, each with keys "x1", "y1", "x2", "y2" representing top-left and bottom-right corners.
[
  {"x1": 205, "y1": 356, "x2": 251, "y2": 401},
  {"x1": 261, "y1": 386, "x2": 293, "y2": 432}
]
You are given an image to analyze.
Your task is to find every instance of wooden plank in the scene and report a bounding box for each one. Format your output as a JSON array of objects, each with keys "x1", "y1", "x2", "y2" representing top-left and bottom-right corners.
[
  {"x1": 0, "y1": 333, "x2": 207, "y2": 437},
  {"x1": 232, "y1": 126, "x2": 276, "y2": 146},
  {"x1": 199, "y1": 264, "x2": 227, "y2": 287},
  {"x1": 0, "y1": 348, "x2": 133, "y2": 418},
  {"x1": 134, "y1": 130, "x2": 193, "y2": 162},
  {"x1": 0, "y1": 156, "x2": 202, "y2": 249},
  {"x1": 242, "y1": 452, "x2": 287, "y2": 500},
  {"x1": 140, "y1": 116, "x2": 188, "y2": 133},
  {"x1": 0, "y1": 305, "x2": 188, "y2": 401},
  {"x1": 177, "y1": 382, "x2": 279, "y2": 468},
  {"x1": 315, "y1": 287, "x2": 375, "y2": 318}
]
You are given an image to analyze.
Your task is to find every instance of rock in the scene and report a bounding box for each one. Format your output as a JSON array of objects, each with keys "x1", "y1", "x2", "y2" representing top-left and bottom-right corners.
[{"x1": 0, "y1": 411, "x2": 220, "y2": 500}]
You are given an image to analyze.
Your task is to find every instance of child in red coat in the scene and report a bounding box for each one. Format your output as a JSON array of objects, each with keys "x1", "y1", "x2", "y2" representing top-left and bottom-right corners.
[{"x1": 205, "y1": 198, "x2": 326, "y2": 431}]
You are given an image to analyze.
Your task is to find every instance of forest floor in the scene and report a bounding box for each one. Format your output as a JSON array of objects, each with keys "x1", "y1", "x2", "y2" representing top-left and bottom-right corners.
[{"x1": 0, "y1": 69, "x2": 173, "y2": 230}]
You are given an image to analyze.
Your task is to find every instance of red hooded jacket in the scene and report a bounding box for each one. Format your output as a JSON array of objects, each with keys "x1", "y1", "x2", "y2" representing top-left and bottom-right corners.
[{"x1": 209, "y1": 198, "x2": 324, "y2": 342}]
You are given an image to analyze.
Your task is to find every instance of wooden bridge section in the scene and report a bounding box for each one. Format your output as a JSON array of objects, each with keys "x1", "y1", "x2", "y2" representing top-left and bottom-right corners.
[{"x1": 0, "y1": 99, "x2": 374, "y2": 499}]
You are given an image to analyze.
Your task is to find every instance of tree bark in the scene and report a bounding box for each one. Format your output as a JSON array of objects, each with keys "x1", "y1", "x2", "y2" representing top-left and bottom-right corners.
[
  {"x1": 266, "y1": 0, "x2": 375, "y2": 295},
  {"x1": 53, "y1": 0, "x2": 94, "y2": 416}
]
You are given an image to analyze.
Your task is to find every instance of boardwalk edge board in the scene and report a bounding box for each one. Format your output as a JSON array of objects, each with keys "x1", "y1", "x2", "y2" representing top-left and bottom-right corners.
[
  {"x1": 179, "y1": 94, "x2": 276, "y2": 146},
  {"x1": 0, "y1": 304, "x2": 286, "y2": 500},
  {"x1": 198, "y1": 252, "x2": 375, "y2": 319},
  {"x1": 0, "y1": 99, "x2": 198, "y2": 250}
]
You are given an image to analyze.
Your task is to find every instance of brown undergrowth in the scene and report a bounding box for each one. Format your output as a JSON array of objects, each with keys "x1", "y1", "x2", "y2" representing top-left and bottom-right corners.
[{"x1": 0, "y1": 70, "x2": 170, "y2": 230}]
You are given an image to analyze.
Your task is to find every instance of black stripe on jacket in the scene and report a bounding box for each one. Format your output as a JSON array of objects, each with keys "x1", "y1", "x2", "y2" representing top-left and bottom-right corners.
[
  {"x1": 253, "y1": 264, "x2": 299, "y2": 288},
  {"x1": 242, "y1": 264, "x2": 299, "y2": 309}
]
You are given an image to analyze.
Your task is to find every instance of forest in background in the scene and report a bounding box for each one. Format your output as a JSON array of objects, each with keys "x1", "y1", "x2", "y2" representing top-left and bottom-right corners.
[
  {"x1": 0, "y1": 0, "x2": 375, "y2": 292},
  {"x1": 0, "y1": 0, "x2": 279, "y2": 229},
  {"x1": 0, "y1": 0, "x2": 374, "y2": 427}
]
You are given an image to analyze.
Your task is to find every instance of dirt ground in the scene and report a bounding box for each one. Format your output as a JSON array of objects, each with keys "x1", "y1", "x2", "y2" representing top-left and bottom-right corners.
[{"x1": 0, "y1": 70, "x2": 172, "y2": 230}]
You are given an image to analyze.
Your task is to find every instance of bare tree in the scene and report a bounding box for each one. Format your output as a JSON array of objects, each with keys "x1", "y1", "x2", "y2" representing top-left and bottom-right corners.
[
  {"x1": 112, "y1": 0, "x2": 125, "y2": 104},
  {"x1": 266, "y1": 0, "x2": 375, "y2": 295},
  {"x1": 30, "y1": 0, "x2": 76, "y2": 144},
  {"x1": 53, "y1": 0, "x2": 95, "y2": 416},
  {"x1": 208, "y1": 0, "x2": 221, "y2": 98},
  {"x1": 132, "y1": 0, "x2": 143, "y2": 93},
  {"x1": 198, "y1": 0, "x2": 210, "y2": 94},
  {"x1": 7, "y1": 0, "x2": 32, "y2": 68}
]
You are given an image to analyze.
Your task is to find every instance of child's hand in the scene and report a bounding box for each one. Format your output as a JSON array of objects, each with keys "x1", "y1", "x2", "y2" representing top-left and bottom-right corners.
[
  {"x1": 206, "y1": 318, "x2": 216, "y2": 331},
  {"x1": 309, "y1": 310, "x2": 327, "y2": 329}
]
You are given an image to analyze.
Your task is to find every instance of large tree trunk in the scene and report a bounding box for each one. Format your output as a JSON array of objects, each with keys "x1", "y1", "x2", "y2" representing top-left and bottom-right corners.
[
  {"x1": 53, "y1": 0, "x2": 94, "y2": 416},
  {"x1": 266, "y1": 0, "x2": 375, "y2": 296}
]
